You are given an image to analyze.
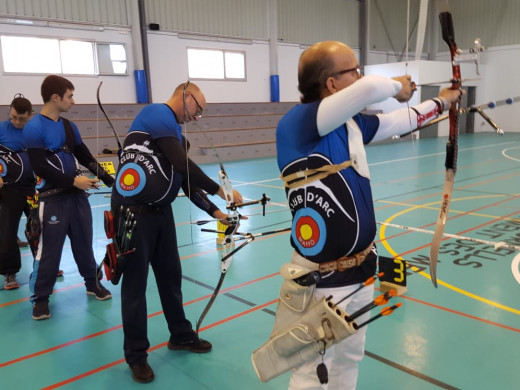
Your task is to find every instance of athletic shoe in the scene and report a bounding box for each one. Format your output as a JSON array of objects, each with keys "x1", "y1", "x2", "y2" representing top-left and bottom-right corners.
[
  {"x1": 168, "y1": 334, "x2": 212, "y2": 353},
  {"x1": 130, "y1": 361, "x2": 155, "y2": 383},
  {"x1": 86, "y1": 283, "x2": 112, "y2": 301},
  {"x1": 32, "y1": 301, "x2": 51, "y2": 320},
  {"x1": 4, "y1": 274, "x2": 19, "y2": 290}
]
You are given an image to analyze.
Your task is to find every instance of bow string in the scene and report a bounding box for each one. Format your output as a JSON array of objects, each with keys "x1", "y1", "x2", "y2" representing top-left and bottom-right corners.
[{"x1": 180, "y1": 82, "x2": 272, "y2": 333}]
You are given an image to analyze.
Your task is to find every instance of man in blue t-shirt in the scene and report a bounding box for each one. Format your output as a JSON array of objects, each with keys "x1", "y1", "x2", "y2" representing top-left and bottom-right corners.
[
  {"x1": 275, "y1": 41, "x2": 461, "y2": 389},
  {"x1": 0, "y1": 95, "x2": 35, "y2": 290},
  {"x1": 24, "y1": 75, "x2": 114, "y2": 320},
  {"x1": 111, "y1": 82, "x2": 244, "y2": 383}
]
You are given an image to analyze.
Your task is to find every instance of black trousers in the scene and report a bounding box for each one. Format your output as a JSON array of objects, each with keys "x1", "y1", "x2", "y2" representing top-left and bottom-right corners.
[
  {"x1": 118, "y1": 205, "x2": 193, "y2": 365},
  {"x1": 0, "y1": 185, "x2": 33, "y2": 275}
]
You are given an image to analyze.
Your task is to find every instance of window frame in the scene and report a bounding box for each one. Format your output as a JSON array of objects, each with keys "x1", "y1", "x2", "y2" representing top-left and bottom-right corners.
[
  {"x1": 186, "y1": 47, "x2": 247, "y2": 82},
  {"x1": 95, "y1": 42, "x2": 128, "y2": 76},
  {"x1": 0, "y1": 33, "x2": 128, "y2": 77}
]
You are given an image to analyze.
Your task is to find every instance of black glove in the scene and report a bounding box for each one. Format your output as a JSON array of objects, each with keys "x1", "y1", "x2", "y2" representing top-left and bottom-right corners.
[
  {"x1": 100, "y1": 172, "x2": 115, "y2": 187},
  {"x1": 88, "y1": 162, "x2": 115, "y2": 187}
]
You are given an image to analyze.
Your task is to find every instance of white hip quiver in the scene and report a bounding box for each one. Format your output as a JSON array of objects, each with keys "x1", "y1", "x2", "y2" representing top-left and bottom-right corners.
[{"x1": 251, "y1": 253, "x2": 358, "y2": 382}]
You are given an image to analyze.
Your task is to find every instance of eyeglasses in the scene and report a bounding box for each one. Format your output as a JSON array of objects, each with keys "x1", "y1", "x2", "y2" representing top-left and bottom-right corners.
[
  {"x1": 182, "y1": 81, "x2": 204, "y2": 120},
  {"x1": 191, "y1": 94, "x2": 204, "y2": 118},
  {"x1": 9, "y1": 114, "x2": 30, "y2": 123},
  {"x1": 330, "y1": 65, "x2": 362, "y2": 79}
]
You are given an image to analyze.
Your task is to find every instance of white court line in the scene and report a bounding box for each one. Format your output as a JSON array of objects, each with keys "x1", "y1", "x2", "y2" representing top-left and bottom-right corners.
[
  {"x1": 369, "y1": 140, "x2": 517, "y2": 166},
  {"x1": 511, "y1": 253, "x2": 520, "y2": 285},
  {"x1": 502, "y1": 146, "x2": 520, "y2": 162}
]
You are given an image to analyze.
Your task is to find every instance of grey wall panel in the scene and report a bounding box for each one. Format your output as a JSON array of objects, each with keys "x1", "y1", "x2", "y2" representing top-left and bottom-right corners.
[
  {"x1": 278, "y1": 0, "x2": 360, "y2": 46},
  {"x1": 448, "y1": 0, "x2": 520, "y2": 49},
  {"x1": 1, "y1": 0, "x2": 520, "y2": 54},
  {"x1": 370, "y1": 0, "x2": 419, "y2": 56},
  {"x1": 370, "y1": 0, "x2": 520, "y2": 57},
  {"x1": 145, "y1": 0, "x2": 269, "y2": 39},
  {"x1": 0, "y1": 0, "x2": 129, "y2": 26}
]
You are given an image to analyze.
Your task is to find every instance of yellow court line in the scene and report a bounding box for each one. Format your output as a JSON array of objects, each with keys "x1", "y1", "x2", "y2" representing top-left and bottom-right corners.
[
  {"x1": 379, "y1": 195, "x2": 520, "y2": 316},
  {"x1": 376, "y1": 194, "x2": 520, "y2": 222}
]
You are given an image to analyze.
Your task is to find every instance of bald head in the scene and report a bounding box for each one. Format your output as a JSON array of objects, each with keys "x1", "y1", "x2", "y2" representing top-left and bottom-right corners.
[
  {"x1": 167, "y1": 81, "x2": 207, "y2": 124},
  {"x1": 298, "y1": 41, "x2": 357, "y2": 103},
  {"x1": 172, "y1": 82, "x2": 202, "y2": 98}
]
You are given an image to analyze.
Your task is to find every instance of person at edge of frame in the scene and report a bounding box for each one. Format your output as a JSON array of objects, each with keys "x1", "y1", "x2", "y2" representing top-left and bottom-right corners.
[
  {"x1": 23, "y1": 75, "x2": 115, "y2": 321},
  {"x1": 0, "y1": 94, "x2": 36, "y2": 290},
  {"x1": 110, "y1": 81, "x2": 245, "y2": 384},
  {"x1": 274, "y1": 40, "x2": 461, "y2": 389}
]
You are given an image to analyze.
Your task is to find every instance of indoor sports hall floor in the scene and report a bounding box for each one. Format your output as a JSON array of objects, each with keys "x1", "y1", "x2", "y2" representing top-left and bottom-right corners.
[{"x1": 1, "y1": 132, "x2": 520, "y2": 390}]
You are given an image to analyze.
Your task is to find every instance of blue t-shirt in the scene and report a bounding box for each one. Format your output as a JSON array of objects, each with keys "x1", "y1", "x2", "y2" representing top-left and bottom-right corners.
[
  {"x1": 277, "y1": 102, "x2": 380, "y2": 286},
  {"x1": 0, "y1": 119, "x2": 35, "y2": 185},
  {"x1": 23, "y1": 114, "x2": 82, "y2": 190},
  {"x1": 111, "y1": 104, "x2": 183, "y2": 206}
]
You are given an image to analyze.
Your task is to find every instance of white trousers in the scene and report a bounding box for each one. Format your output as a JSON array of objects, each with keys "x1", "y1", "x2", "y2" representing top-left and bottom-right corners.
[{"x1": 288, "y1": 282, "x2": 374, "y2": 390}]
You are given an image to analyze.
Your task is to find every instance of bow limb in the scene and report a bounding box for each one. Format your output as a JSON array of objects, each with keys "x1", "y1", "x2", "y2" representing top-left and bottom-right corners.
[
  {"x1": 188, "y1": 98, "x2": 240, "y2": 333},
  {"x1": 96, "y1": 81, "x2": 123, "y2": 155},
  {"x1": 195, "y1": 235, "x2": 253, "y2": 334},
  {"x1": 429, "y1": 1, "x2": 462, "y2": 287},
  {"x1": 196, "y1": 271, "x2": 226, "y2": 334}
]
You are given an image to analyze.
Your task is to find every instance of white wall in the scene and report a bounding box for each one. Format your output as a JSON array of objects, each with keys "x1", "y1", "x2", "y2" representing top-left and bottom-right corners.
[
  {"x1": 0, "y1": 22, "x2": 136, "y2": 105},
  {"x1": 473, "y1": 45, "x2": 520, "y2": 133},
  {"x1": 366, "y1": 60, "x2": 481, "y2": 137},
  {"x1": 146, "y1": 32, "x2": 273, "y2": 103},
  {"x1": 277, "y1": 42, "x2": 303, "y2": 102},
  {"x1": 1, "y1": 21, "x2": 520, "y2": 134}
]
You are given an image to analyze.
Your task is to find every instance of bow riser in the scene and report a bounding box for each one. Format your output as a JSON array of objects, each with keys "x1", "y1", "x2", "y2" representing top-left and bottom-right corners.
[
  {"x1": 429, "y1": 2, "x2": 462, "y2": 287},
  {"x1": 440, "y1": 10, "x2": 462, "y2": 173}
]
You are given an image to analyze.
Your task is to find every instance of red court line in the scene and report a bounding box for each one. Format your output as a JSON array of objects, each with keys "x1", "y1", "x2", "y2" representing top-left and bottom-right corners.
[
  {"x1": 0, "y1": 323, "x2": 124, "y2": 369},
  {"x1": 40, "y1": 299, "x2": 279, "y2": 390},
  {"x1": 7, "y1": 165, "x2": 511, "y2": 309},
  {"x1": 377, "y1": 193, "x2": 520, "y2": 246},
  {"x1": 6, "y1": 159, "x2": 518, "y2": 385},
  {"x1": 197, "y1": 298, "x2": 279, "y2": 332},
  {"x1": 0, "y1": 283, "x2": 85, "y2": 308},
  {"x1": 0, "y1": 272, "x2": 279, "y2": 369},
  {"x1": 0, "y1": 242, "x2": 237, "y2": 309},
  {"x1": 402, "y1": 294, "x2": 520, "y2": 333},
  {"x1": 371, "y1": 157, "x2": 503, "y2": 188},
  {"x1": 35, "y1": 286, "x2": 520, "y2": 390},
  {"x1": 2, "y1": 190, "x2": 516, "y2": 365},
  {"x1": 374, "y1": 169, "x2": 520, "y2": 211},
  {"x1": 381, "y1": 207, "x2": 520, "y2": 258}
]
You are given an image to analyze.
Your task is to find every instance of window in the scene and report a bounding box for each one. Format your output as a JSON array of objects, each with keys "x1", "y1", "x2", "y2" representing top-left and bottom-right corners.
[
  {"x1": 0, "y1": 35, "x2": 127, "y2": 76},
  {"x1": 61, "y1": 40, "x2": 95, "y2": 75},
  {"x1": 96, "y1": 43, "x2": 128, "y2": 75},
  {"x1": 187, "y1": 48, "x2": 246, "y2": 80},
  {"x1": 1, "y1": 36, "x2": 61, "y2": 73}
]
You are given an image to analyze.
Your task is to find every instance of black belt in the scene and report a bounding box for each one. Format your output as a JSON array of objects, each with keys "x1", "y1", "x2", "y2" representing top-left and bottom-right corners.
[{"x1": 38, "y1": 187, "x2": 81, "y2": 199}]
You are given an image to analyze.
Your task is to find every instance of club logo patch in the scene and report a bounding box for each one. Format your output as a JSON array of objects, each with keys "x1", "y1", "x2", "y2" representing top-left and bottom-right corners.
[
  {"x1": 0, "y1": 159, "x2": 6, "y2": 177},
  {"x1": 116, "y1": 163, "x2": 146, "y2": 197},
  {"x1": 292, "y1": 208, "x2": 327, "y2": 256},
  {"x1": 35, "y1": 176, "x2": 45, "y2": 189}
]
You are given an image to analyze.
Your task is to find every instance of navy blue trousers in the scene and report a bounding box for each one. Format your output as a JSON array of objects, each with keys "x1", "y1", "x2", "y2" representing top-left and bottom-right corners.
[
  {"x1": 118, "y1": 205, "x2": 192, "y2": 365},
  {"x1": 29, "y1": 192, "x2": 98, "y2": 302}
]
